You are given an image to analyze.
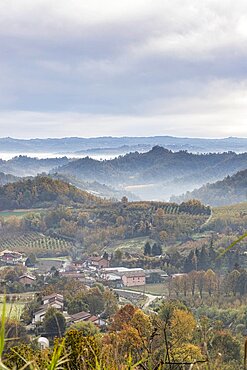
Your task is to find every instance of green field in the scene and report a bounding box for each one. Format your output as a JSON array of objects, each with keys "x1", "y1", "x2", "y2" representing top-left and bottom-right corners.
[
  {"x1": 124, "y1": 283, "x2": 168, "y2": 296},
  {"x1": 0, "y1": 209, "x2": 42, "y2": 219},
  {"x1": 0, "y1": 303, "x2": 25, "y2": 319},
  {"x1": 106, "y1": 237, "x2": 156, "y2": 254}
]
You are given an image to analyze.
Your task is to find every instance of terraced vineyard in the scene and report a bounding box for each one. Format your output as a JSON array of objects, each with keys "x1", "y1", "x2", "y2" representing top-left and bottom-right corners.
[{"x1": 0, "y1": 232, "x2": 73, "y2": 256}]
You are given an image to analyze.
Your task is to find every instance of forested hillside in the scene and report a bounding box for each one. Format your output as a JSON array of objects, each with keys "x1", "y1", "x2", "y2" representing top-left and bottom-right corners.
[
  {"x1": 0, "y1": 172, "x2": 19, "y2": 186},
  {"x1": 0, "y1": 176, "x2": 104, "y2": 210},
  {"x1": 54, "y1": 147, "x2": 247, "y2": 200},
  {"x1": 0, "y1": 156, "x2": 71, "y2": 177},
  {"x1": 52, "y1": 173, "x2": 139, "y2": 201},
  {"x1": 171, "y1": 169, "x2": 247, "y2": 206}
]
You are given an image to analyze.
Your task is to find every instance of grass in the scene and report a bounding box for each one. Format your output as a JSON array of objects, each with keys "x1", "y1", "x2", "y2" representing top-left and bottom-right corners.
[
  {"x1": 37, "y1": 256, "x2": 70, "y2": 262},
  {"x1": 106, "y1": 237, "x2": 156, "y2": 254},
  {"x1": 0, "y1": 303, "x2": 24, "y2": 320},
  {"x1": 0, "y1": 209, "x2": 43, "y2": 219},
  {"x1": 124, "y1": 283, "x2": 168, "y2": 296}
]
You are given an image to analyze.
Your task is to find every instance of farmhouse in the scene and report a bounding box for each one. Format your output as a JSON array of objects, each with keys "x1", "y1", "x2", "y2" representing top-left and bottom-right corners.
[
  {"x1": 0, "y1": 250, "x2": 25, "y2": 265},
  {"x1": 42, "y1": 293, "x2": 64, "y2": 308},
  {"x1": 100, "y1": 267, "x2": 146, "y2": 287},
  {"x1": 68, "y1": 311, "x2": 106, "y2": 327},
  {"x1": 33, "y1": 294, "x2": 65, "y2": 324},
  {"x1": 121, "y1": 270, "x2": 146, "y2": 287},
  {"x1": 19, "y1": 274, "x2": 36, "y2": 287},
  {"x1": 87, "y1": 256, "x2": 109, "y2": 269},
  {"x1": 145, "y1": 269, "x2": 168, "y2": 284}
]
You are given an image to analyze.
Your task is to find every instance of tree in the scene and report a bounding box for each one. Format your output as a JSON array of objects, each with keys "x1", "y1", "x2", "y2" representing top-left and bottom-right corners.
[
  {"x1": 204, "y1": 269, "x2": 217, "y2": 296},
  {"x1": 151, "y1": 243, "x2": 162, "y2": 256},
  {"x1": 102, "y1": 288, "x2": 118, "y2": 318},
  {"x1": 210, "y1": 331, "x2": 241, "y2": 363},
  {"x1": 114, "y1": 249, "x2": 123, "y2": 261},
  {"x1": 68, "y1": 321, "x2": 99, "y2": 336},
  {"x1": 144, "y1": 242, "x2": 151, "y2": 256},
  {"x1": 43, "y1": 307, "x2": 66, "y2": 337},
  {"x1": 121, "y1": 196, "x2": 128, "y2": 204},
  {"x1": 170, "y1": 309, "x2": 196, "y2": 345},
  {"x1": 25, "y1": 253, "x2": 37, "y2": 267},
  {"x1": 1, "y1": 319, "x2": 30, "y2": 351},
  {"x1": 223, "y1": 270, "x2": 240, "y2": 296},
  {"x1": 110, "y1": 304, "x2": 137, "y2": 331},
  {"x1": 85, "y1": 287, "x2": 105, "y2": 315}
]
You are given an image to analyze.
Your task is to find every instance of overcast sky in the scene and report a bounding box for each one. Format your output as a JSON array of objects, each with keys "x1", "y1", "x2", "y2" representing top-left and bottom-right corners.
[{"x1": 0, "y1": 0, "x2": 247, "y2": 138}]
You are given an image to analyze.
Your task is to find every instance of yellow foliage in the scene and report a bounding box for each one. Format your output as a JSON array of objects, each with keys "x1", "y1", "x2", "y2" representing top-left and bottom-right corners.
[{"x1": 170, "y1": 309, "x2": 196, "y2": 344}]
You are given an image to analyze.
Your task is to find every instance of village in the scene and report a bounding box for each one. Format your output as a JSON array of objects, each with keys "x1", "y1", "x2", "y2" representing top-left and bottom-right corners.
[{"x1": 0, "y1": 248, "x2": 173, "y2": 345}]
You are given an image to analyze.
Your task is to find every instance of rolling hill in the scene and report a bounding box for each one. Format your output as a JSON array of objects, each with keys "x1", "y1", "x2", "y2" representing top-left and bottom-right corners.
[
  {"x1": 0, "y1": 156, "x2": 72, "y2": 177},
  {"x1": 0, "y1": 176, "x2": 105, "y2": 210},
  {"x1": 54, "y1": 146, "x2": 247, "y2": 200},
  {"x1": 171, "y1": 169, "x2": 247, "y2": 206}
]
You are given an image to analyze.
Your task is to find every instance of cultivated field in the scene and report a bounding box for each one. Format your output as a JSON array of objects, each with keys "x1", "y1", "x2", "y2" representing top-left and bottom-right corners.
[{"x1": 0, "y1": 232, "x2": 74, "y2": 256}]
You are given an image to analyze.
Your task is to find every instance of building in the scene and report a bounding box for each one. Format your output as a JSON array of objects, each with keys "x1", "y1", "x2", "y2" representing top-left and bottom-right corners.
[
  {"x1": 145, "y1": 269, "x2": 168, "y2": 284},
  {"x1": 33, "y1": 306, "x2": 49, "y2": 323},
  {"x1": 42, "y1": 293, "x2": 64, "y2": 308},
  {"x1": 68, "y1": 311, "x2": 106, "y2": 327},
  {"x1": 100, "y1": 267, "x2": 146, "y2": 287},
  {"x1": 87, "y1": 256, "x2": 109, "y2": 269},
  {"x1": 0, "y1": 250, "x2": 25, "y2": 265},
  {"x1": 69, "y1": 311, "x2": 91, "y2": 323},
  {"x1": 121, "y1": 271, "x2": 146, "y2": 287},
  {"x1": 33, "y1": 293, "x2": 64, "y2": 324},
  {"x1": 19, "y1": 274, "x2": 36, "y2": 287}
]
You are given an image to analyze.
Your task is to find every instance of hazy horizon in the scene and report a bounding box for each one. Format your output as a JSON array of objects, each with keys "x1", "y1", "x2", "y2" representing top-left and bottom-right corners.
[{"x1": 1, "y1": 134, "x2": 247, "y2": 140}]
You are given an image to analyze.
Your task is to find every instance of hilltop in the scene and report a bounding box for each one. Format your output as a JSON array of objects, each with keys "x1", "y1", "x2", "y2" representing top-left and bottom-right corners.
[
  {"x1": 54, "y1": 146, "x2": 247, "y2": 199},
  {"x1": 0, "y1": 176, "x2": 104, "y2": 210},
  {"x1": 0, "y1": 156, "x2": 71, "y2": 177},
  {"x1": 171, "y1": 169, "x2": 247, "y2": 206}
]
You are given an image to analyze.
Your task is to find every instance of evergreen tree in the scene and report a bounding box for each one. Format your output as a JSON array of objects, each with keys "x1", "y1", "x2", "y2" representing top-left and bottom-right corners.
[
  {"x1": 151, "y1": 243, "x2": 162, "y2": 256},
  {"x1": 144, "y1": 242, "x2": 151, "y2": 256}
]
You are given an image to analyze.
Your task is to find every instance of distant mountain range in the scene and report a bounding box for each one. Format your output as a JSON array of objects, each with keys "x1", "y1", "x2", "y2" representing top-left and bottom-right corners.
[
  {"x1": 0, "y1": 136, "x2": 247, "y2": 154},
  {"x1": 170, "y1": 169, "x2": 247, "y2": 206}
]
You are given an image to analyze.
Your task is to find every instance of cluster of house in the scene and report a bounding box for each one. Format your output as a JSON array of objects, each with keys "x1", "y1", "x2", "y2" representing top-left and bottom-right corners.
[
  {"x1": 61, "y1": 256, "x2": 168, "y2": 288},
  {"x1": 0, "y1": 249, "x2": 168, "y2": 290},
  {"x1": 33, "y1": 293, "x2": 105, "y2": 327}
]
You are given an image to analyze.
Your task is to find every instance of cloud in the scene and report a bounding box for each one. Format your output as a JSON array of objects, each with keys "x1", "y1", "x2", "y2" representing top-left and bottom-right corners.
[{"x1": 0, "y1": 1, "x2": 247, "y2": 137}]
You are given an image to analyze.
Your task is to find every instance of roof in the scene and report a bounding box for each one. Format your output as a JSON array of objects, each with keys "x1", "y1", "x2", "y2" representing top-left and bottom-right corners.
[
  {"x1": 0, "y1": 250, "x2": 22, "y2": 257},
  {"x1": 34, "y1": 302, "x2": 63, "y2": 316},
  {"x1": 122, "y1": 271, "x2": 145, "y2": 278},
  {"x1": 103, "y1": 273, "x2": 122, "y2": 281},
  {"x1": 88, "y1": 256, "x2": 106, "y2": 262},
  {"x1": 19, "y1": 274, "x2": 36, "y2": 281},
  {"x1": 70, "y1": 311, "x2": 91, "y2": 321},
  {"x1": 101, "y1": 267, "x2": 143, "y2": 273},
  {"x1": 42, "y1": 293, "x2": 64, "y2": 302},
  {"x1": 145, "y1": 269, "x2": 168, "y2": 276},
  {"x1": 34, "y1": 304, "x2": 49, "y2": 316},
  {"x1": 87, "y1": 315, "x2": 98, "y2": 322}
]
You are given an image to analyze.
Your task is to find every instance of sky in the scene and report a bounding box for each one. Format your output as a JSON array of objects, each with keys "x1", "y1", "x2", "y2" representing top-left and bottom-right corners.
[{"x1": 0, "y1": 0, "x2": 247, "y2": 138}]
